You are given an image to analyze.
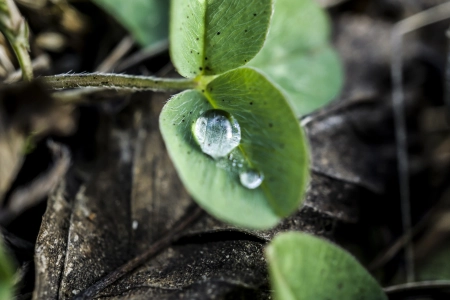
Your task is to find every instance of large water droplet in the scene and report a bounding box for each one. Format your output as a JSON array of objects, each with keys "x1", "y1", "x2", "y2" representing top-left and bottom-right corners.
[
  {"x1": 193, "y1": 109, "x2": 241, "y2": 159},
  {"x1": 239, "y1": 169, "x2": 264, "y2": 189}
]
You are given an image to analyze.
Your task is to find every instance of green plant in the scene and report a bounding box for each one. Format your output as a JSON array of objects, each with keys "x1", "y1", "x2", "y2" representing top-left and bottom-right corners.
[
  {"x1": 41, "y1": 0, "x2": 341, "y2": 229},
  {"x1": 1, "y1": 0, "x2": 350, "y2": 298},
  {"x1": 0, "y1": 238, "x2": 14, "y2": 300},
  {"x1": 0, "y1": 0, "x2": 32, "y2": 81},
  {"x1": 266, "y1": 232, "x2": 388, "y2": 300}
]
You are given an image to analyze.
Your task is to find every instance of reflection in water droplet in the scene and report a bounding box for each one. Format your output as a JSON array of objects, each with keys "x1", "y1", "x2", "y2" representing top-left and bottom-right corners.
[
  {"x1": 193, "y1": 110, "x2": 241, "y2": 159},
  {"x1": 239, "y1": 169, "x2": 264, "y2": 189}
]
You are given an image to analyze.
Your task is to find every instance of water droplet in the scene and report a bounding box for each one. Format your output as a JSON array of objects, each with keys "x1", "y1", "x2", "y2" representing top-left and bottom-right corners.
[
  {"x1": 193, "y1": 110, "x2": 241, "y2": 158},
  {"x1": 239, "y1": 169, "x2": 264, "y2": 189}
]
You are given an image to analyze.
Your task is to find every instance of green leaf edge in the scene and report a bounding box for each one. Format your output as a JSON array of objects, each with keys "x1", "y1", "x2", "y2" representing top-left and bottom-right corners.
[
  {"x1": 0, "y1": 238, "x2": 14, "y2": 300},
  {"x1": 203, "y1": 67, "x2": 310, "y2": 218},
  {"x1": 92, "y1": 0, "x2": 168, "y2": 47},
  {"x1": 266, "y1": 232, "x2": 388, "y2": 300},
  {"x1": 249, "y1": 0, "x2": 344, "y2": 117},
  {"x1": 169, "y1": 0, "x2": 274, "y2": 78},
  {"x1": 160, "y1": 67, "x2": 310, "y2": 229}
]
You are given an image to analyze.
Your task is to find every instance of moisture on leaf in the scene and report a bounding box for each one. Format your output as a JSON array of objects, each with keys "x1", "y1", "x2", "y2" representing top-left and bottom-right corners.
[
  {"x1": 160, "y1": 67, "x2": 309, "y2": 229},
  {"x1": 266, "y1": 232, "x2": 388, "y2": 300},
  {"x1": 170, "y1": 0, "x2": 272, "y2": 78},
  {"x1": 92, "y1": 0, "x2": 169, "y2": 47},
  {"x1": 250, "y1": 0, "x2": 343, "y2": 117}
]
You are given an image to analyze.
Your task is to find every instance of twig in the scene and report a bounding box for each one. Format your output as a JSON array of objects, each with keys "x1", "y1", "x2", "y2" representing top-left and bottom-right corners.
[
  {"x1": 0, "y1": 0, "x2": 33, "y2": 81},
  {"x1": 368, "y1": 205, "x2": 435, "y2": 271},
  {"x1": 446, "y1": 27, "x2": 450, "y2": 110},
  {"x1": 43, "y1": 73, "x2": 196, "y2": 91},
  {"x1": 391, "y1": 25, "x2": 414, "y2": 284},
  {"x1": 0, "y1": 141, "x2": 71, "y2": 225},
  {"x1": 72, "y1": 206, "x2": 204, "y2": 300},
  {"x1": 384, "y1": 280, "x2": 450, "y2": 299},
  {"x1": 96, "y1": 36, "x2": 134, "y2": 73},
  {"x1": 390, "y1": 1, "x2": 450, "y2": 282},
  {"x1": 116, "y1": 39, "x2": 169, "y2": 72}
]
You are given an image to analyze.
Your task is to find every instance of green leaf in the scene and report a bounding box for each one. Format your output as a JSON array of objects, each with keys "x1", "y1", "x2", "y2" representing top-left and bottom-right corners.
[
  {"x1": 0, "y1": 238, "x2": 14, "y2": 300},
  {"x1": 266, "y1": 232, "x2": 388, "y2": 300},
  {"x1": 249, "y1": 0, "x2": 343, "y2": 117},
  {"x1": 92, "y1": 0, "x2": 169, "y2": 47},
  {"x1": 170, "y1": 0, "x2": 272, "y2": 78},
  {"x1": 160, "y1": 68, "x2": 309, "y2": 229}
]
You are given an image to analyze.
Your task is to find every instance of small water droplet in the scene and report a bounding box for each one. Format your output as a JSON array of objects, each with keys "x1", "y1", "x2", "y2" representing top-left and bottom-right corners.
[
  {"x1": 193, "y1": 110, "x2": 241, "y2": 158},
  {"x1": 240, "y1": 169, "x2": 264, "y2": 189}
]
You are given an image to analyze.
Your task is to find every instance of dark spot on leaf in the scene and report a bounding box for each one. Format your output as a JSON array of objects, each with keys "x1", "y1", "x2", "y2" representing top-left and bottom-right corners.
[
  {"x1": 250, "y1": 102, "x2": 253, "y2": 105},
  {"x1": 199, "y1": 67, "x2": 203, "y2": 71},
  {"x1": 245, "y1": 30, "x2": 248, "y2": 32},
  {"x1": 190, "y1": 50, "x2": 192, "y2": 53},
  {"x1": 253, "y1": 13, "x2": 257, "y2": 16},
  {"x1": 217, "y1": 32, "x2": 220, "y2": 35},
  {"x1": 201, "y1": 90, "x2": 205, "y2": 93},
  {"x1": 205, "y1": 57, "x2": 208, "y2": 60},
  {"x1": 244, "y1": 60, "x2": 247, "y2": 62},
  {"x1": 205, "y1": 66, "x2": 211, "y2": 71},
  {"x1": 182, "y1": 119, "x2": 185, "y2": 122},
  {"x1": 269, "y1": 123, "x2": 273, "y2": 127},
  {"x1": 196, "y1": 37, "x2": 199, "y2": 40}
]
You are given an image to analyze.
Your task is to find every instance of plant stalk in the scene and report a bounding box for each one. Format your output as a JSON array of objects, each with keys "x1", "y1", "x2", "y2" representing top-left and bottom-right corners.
[
  {"x1": 43, "y1": 73, "x2": 197, "y2": 92},
  {"x1": 9, "y1": 33, "x2": 33, "y2": 81},
  {"x1": 0, "y1": 0, "x2": 33, "y2": 81}
]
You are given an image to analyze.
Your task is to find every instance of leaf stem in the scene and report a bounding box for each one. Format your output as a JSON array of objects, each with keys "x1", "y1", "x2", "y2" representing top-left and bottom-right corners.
[
  {"x1": 9, "y1": 35, "x2": 33, "y2": 81},
  {"x1": 43, "y1": 73, "x2": 197, "y2": 92},
  {"x1": 0, "y1": 0, "x2": 33, "y2": 81}
]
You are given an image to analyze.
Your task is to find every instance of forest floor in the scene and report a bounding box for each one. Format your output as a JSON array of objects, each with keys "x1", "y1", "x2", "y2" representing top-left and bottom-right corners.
[{"x1": 2, "y1": 0, "x2": 450, "y2": 299}]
